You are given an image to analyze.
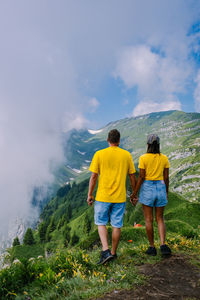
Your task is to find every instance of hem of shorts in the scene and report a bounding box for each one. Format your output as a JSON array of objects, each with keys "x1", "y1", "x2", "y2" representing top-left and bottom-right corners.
[
  {"x1": 139, "y1": 200, "x2": 167, "y2": 207},
  {"x1": 110, "y1": 223, "x2": 123, "y2": 228},
  {"x1": 95, "y1": 222, "x2": 107, "y2": 226}
]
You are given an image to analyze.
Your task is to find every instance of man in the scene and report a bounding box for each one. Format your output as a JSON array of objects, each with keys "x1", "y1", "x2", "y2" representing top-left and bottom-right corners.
[{"x1": 87, "y1": 129, "x2": 136, "y2": 264}]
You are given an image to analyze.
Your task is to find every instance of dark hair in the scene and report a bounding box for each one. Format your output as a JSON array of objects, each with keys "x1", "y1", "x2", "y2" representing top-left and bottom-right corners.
[
  {"x1": 147, "y1": 141, "x2": 160, "y2": 154},
  {"x1": 108, "y1": 129, "x2": 120, "y2": 144}
]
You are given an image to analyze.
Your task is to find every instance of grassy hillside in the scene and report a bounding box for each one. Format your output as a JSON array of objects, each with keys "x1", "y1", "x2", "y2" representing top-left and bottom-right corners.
[
  {"x1": 1, "y1": 176, "x2": 200, "y2": 299},
  {"x1": 58, "y1": 110, "x2": 200, "y2": 202}
]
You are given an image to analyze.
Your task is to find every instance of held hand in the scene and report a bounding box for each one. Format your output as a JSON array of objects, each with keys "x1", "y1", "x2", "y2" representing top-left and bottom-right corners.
[
  {"x1": 130, "y1": 193, "x2": 138, "y2": 206},
  {"x1": 87, "y1": 195, "x2": 94, "y2": 206}
]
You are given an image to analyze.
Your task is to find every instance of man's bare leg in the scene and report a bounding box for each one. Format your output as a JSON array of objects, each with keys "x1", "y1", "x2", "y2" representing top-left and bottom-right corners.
[
  {"x1": 111, "y1": 227, "x2": 121, "y2": 255},
  {"x1": 98, "y1": 225, "x2": 109, "y2": 251}
]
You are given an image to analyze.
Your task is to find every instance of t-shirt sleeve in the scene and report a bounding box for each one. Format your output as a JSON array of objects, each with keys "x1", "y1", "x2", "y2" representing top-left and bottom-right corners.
[
  {"x1": 128, "y1": 153, "x2": 136, "y2": 174},
  {"x1": 138, "y1": 156, "x2": 145, "y2": 169},
  {"x1": 164, "y1": 156, "x2": 170, "y2": 168},
  {"x1": 89, "y1": 152, "x2": 99, "y2": 174}
]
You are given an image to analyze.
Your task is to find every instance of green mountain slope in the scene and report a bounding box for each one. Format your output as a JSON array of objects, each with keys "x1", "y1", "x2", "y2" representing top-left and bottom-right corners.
[
  {"x1": 2, "y1": 177, "x2": 199, "y2": 300},
  {"x1": 59, "y1": 110, "x2": 200, "y2": 202}
]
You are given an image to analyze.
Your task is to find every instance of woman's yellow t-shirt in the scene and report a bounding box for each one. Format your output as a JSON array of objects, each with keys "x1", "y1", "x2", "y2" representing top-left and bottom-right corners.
[
  {"x1": 139, "y1": 153, "x2": 169, "y2": 180},
  {"x1": 89, "y1": 147, "x2": 136, "y2": 203}
]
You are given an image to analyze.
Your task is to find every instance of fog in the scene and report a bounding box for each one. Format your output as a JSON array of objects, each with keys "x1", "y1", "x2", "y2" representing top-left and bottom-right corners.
[{"x1": 0, "y1": 0, "x2": 199, "y2": 244}]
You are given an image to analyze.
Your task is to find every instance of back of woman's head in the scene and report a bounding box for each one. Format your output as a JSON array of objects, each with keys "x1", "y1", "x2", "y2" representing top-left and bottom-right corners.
[
  {"x1": 147, "y1": 141, "x2": 160, "y2": 154},
  {"x1": 146, "y1": 134, "x2": 160, "y2": 154}
]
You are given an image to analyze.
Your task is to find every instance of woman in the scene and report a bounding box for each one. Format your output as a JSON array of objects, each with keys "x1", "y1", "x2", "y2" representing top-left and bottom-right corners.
[{"x1": 131, "y1": 134, "x2": 171, "y2": 256}]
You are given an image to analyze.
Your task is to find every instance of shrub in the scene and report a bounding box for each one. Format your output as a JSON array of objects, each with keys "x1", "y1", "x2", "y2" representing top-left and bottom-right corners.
[
  {"x1": 23, "y1": 228, "x2": 35, "y2": 245},
  {"x1": 12, "y1": 237, "x2": 20, "y2": 247}
]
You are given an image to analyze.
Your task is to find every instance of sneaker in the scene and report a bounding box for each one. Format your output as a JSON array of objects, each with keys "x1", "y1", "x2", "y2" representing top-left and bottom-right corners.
[
  {"x1": 146, "y1": 246, "x2": 157, "y2": 256},
  {"x1": 160, "y1": 244, "x2": 171, "y2": 257},
  {"x1": 111, "y1": 253, "x2": 117, "y2": 259},
  {"x1": 97, "y1": 249, "x2": 113, "y2": 265}
]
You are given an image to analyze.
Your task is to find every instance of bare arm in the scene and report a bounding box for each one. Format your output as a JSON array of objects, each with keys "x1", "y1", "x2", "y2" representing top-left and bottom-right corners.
[
  {"x1": 129, "y1": 173, "x2": 136, "y2": 192},
  {"x1": 87, "y1": 172, "x2": 98, "y2": 206},
  {"x1": 163, "y1": 168, "x2": 169, "y2": 199},
  {"x1": 130, "y1": 169, "x2": 145, "y2": 205}
]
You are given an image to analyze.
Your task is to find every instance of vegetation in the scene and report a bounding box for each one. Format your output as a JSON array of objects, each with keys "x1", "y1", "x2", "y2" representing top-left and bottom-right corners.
[
  {"x1": 23, "y1": 228, "x2": 35, "y2": 246},
  {"x1": 12, "y1": 237, "x2": 20, "y2": 247},
  {"x1": 57, "y1": 110, "x2": 200, "y2": 202},
  {"x1": 1, "y1": 175, "x2": 200, "y2": 299}
]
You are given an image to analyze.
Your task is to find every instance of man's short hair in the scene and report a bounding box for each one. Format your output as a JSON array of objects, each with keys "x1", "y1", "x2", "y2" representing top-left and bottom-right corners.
[{"x1": 108, "y1": 129, "x2": 120, "y2": 144}]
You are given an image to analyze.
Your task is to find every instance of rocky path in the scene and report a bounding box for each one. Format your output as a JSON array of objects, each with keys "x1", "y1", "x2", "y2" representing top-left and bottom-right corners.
[{"x1": 96, "y1": 254, "x2": 200, "y2": 299}]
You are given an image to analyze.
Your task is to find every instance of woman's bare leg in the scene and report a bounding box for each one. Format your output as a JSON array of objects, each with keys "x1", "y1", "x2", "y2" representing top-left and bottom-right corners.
[
  {"x1": 155, "y1": 206, "x2": 166, "y2": 245},
  {"x1": 142, "y1": 205, "x2": 154, "y2": 247}
]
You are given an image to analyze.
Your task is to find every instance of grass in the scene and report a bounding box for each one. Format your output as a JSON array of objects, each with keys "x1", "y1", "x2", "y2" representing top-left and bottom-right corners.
[
  {"x1": 1, "y1": 231, "x2": 199, "y2": 300},
  {"x1": 8, "y1": 244, "x2": 45, "y2": 262},
  {"x1": 1, "y1": 191, "x2": 200, "y2": 299},
  {"x1": 8, "y1": 233, "x2": 199, "y2": 300}
]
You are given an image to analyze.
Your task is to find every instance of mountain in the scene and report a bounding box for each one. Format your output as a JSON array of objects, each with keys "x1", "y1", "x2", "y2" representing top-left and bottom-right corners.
[{"x1": 58, "y1": 110, "x2": 200, "y2": 202}]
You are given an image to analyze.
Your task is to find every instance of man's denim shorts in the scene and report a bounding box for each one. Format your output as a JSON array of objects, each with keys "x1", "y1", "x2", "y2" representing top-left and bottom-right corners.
[
  {"x1": 139, "y1": 180, "x2": 167, "y2": 207},
  {"x1": 94, "y1": 201, "x2": 126, "y2": 228}
]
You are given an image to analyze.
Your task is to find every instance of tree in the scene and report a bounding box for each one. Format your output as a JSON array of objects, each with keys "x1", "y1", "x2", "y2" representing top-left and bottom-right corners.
[
  {"x1": 38, "y1": 222, "x2": 47, "y2": 243},
  {"x1": 62, "y1": 223, "x2": 71, "y2": 247},
  {"x1": 66, "y1": 203, "x2": 72, "y2": 220},
  {"x1": 70, "y1": 232, "x2": 79, "y2": 246},
  {"x1": 12, "y1": 236, "x2": 20, "y2": 246},
  {"x1": 57, "y1": 184, "x2": 71, "y2": 197},
  {"x1": 83, "y1": 213, "x2": 91, "y2": 235},
  {"x1": 23, "y1": 228, "x2": 35, "y2": 245},
  {"x1": 45, "y1": 217, "x2": 56, "y2": 242}
]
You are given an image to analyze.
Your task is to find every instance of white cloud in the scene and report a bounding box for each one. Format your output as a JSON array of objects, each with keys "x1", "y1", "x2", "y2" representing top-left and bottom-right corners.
[
  {"x1": 0, "y1": 0, "x2": 199, "y2": 245},
  {"x1": 62, "y1": 112, "x2": 89, "y2": 131},
  {"x1": 88, "y1": 97, "x2": 100, "y2": 112},
  {"x1": 133, "y1": 97, "x2": 181, "y2": 117},
  {"x1": 114, "y1": 44, "x2": 192, "y2": 115},
  {"x1": 194, "y1": 70, "x2": 200, "y2": 112}
]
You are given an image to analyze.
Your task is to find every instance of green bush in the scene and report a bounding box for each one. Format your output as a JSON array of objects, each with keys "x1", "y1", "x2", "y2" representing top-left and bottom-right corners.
[
  {"x1": 12, "y1": 237, "x2": 20, "y2": 247},
  {"x1": 120, "y1": 227, "x2": 146, "y2": 243},
  {"x1": 9, "y1": 244, "x2": 45, "y2": 262},
  {"x1": 165, "y1": 220, "x2": 197, "y2": 238},
  {"x1": 23, "y1": 228, "x2": 35, "y2": 245},
  {"x1": 0, "y1": 249, "x2": 95, "y2": 299}
]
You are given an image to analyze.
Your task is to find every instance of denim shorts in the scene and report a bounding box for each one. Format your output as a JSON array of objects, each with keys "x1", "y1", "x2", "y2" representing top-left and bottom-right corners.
[
  {"x1": 139, "y1": 180, "x2": 167, "y2": 207},
  {"x1": 94, "y1": 201, "x2": 126, "y2": 228}
]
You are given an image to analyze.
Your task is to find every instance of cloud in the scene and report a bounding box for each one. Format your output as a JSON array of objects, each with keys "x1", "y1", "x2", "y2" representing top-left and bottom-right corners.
[
  {"x1": 114, "y1": 44, "x2": 192, "y2": 116},
  {"x1": 62, "y1": 112, "x2": 89, "y2": 131},
  {"x1": 133, "y1": 97, "x2": 181, "y2": 117},
  {"x1": 194, "y1": 70, "x2": 200, "y2": 112},
  {"x1": 0, "y1": 0, "x2": 199, "y2": 246},
  {"x1": 88, "y1": 97, "x2": 100, "y2": 112}
]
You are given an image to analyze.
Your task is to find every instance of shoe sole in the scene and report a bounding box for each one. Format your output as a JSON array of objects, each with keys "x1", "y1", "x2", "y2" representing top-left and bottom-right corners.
[{"x1": 98, "y1": 255, "x2": 114, "y2": 265}]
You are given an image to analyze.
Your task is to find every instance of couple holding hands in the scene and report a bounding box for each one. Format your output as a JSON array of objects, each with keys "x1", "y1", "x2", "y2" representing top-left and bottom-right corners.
[{"x1": 87, "y1": 129, "x2": 171, "y2": 265}]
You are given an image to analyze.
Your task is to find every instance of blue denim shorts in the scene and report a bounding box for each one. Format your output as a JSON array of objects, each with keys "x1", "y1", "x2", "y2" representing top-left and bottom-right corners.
[
  {"x1": 94, "y1": 201, "x2": 126, "y2": 228},
  {"x1": 139, "y1": 180, "x2": 167, "y2": 207}
]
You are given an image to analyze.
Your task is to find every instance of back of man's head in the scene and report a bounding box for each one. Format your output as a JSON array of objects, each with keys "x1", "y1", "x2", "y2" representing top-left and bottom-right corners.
[{"x1": 108, "y1": 129, "x2": 120, "y2": 144}]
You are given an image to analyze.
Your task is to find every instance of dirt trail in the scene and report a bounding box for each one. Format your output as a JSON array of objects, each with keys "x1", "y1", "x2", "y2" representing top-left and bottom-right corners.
[{"x1": 96, "y1": 254, "x2": 200, "y2": 299}]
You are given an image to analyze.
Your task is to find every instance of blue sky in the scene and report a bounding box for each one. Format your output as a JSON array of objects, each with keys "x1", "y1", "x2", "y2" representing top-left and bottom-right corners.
[
  {"x1": 1, "y1": 0, "x2": 200, "y2": 131},
  {"x1": 0, "y1": 0, "x2": 200, "y2": 235}
]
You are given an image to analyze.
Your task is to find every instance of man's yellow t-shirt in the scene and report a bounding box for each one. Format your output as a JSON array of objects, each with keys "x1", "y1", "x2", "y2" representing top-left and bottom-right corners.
[
  {"x1": 89, "y1": 146, "x2": 136, "y2": 203},
  {"x1": 139, "y1": 153, "x2": 170, "y2": 180}
]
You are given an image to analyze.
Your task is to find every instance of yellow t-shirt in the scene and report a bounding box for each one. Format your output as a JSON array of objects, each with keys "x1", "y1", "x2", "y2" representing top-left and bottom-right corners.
[
  {"x1": 139, "y1": 153, "x2": 170, "y2": 180},
  {"x1": 89, "y1": 146, "x2": 136, "y2": 203}
]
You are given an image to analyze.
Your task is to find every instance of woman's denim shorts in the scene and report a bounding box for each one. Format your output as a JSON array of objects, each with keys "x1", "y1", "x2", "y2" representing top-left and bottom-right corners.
[
  {"x1": 139, "y1": 180, "x2": 167, "y2": 207},
  {"x1": 94, "y1": 201, "x2": 126, "y2": 228}
]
